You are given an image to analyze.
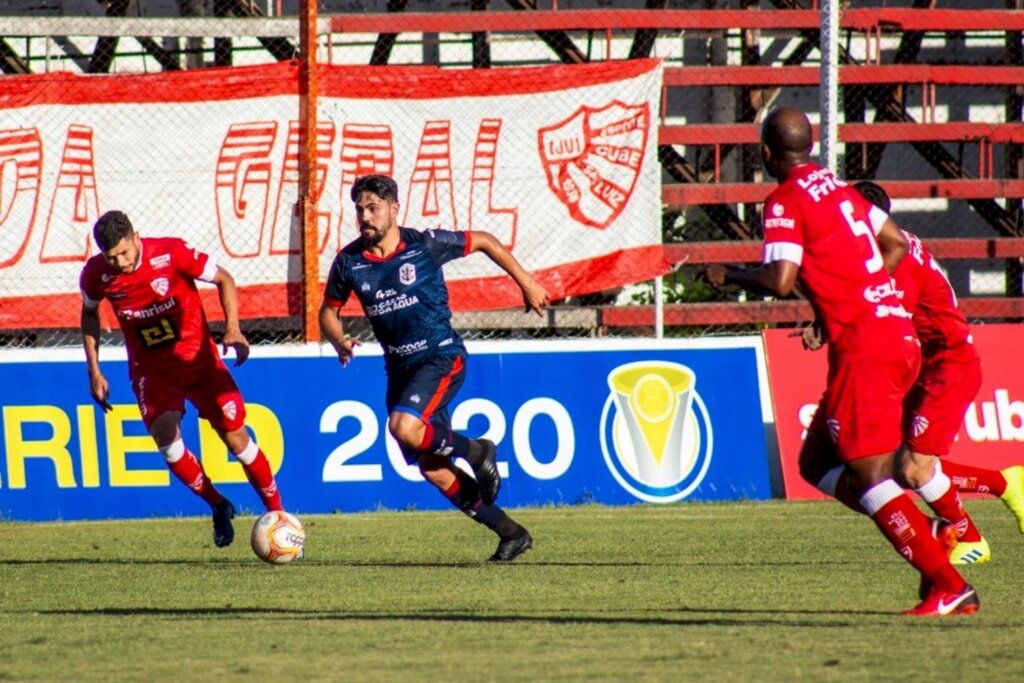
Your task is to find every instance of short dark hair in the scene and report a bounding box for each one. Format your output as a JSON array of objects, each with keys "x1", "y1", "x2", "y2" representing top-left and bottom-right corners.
[
  {"x1": 93, "y1": 210, "x2": 135, "y2": 250},
  {"x1": 351, "y1": 175, "x2": 399, "y2": 203},
  {"x1": 853, "y1": 181, "x2": 892, "y2": 214}
]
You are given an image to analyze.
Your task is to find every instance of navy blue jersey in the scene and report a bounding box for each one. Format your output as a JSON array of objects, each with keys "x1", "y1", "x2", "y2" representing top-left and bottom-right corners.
[{"x1": 324, "y1": 227, "x2": 470, "y2": 371}]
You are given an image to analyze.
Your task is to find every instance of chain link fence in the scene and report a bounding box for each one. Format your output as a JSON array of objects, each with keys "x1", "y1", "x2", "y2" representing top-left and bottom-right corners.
[{"x1": 2, "y1": 1, "x2": 1023, "y2": 347}]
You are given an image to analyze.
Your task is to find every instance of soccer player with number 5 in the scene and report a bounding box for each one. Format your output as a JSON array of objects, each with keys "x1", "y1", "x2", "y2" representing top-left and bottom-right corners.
[
  {"x1": 801, "y1": 180, "x2": 1024, "y2": 567},
  {"x1": 704, "y1": 108, "x2": 977, "y2": 615},
  {"x1": 79, "y1": 211, "x2": 285, "y2": 548}
]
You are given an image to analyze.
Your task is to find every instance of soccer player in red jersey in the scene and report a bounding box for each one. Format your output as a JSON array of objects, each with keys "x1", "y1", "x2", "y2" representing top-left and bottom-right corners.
[
  {"x1": 704, "y1": 108, "x2": 977, "y2": 615},
  {"x1": 802, "y1": 181, "x2": 1024, "y2": 566},
  {"x1": 79, "y1": 211, "x2": 284, "y2": 548}
]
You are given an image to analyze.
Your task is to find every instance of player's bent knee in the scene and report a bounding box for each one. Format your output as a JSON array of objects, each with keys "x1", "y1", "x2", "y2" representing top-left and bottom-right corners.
[
  {"x1": 233, "y1": 437, "x2": 259, "y2": 464},
  {"x1": 388, "y1": 415, "x2": 426, "y2": 451},
  {"x1": 897, "y1": 451, "x2": 936, "y2": 489},
  {"x1": 798, "y1": 443, "x2": 833, "y2": 486}
]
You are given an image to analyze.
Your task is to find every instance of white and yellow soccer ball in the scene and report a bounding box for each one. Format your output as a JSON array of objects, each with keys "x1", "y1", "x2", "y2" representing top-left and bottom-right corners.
[{"x1": 250, "y1": 510, "x2": 305, "y2": 565}]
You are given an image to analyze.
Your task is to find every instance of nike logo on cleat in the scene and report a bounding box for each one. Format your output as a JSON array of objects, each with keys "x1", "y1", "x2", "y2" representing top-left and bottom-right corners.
[{"x1": 937, "y1": 590, "x2": 975, "y2": 615}]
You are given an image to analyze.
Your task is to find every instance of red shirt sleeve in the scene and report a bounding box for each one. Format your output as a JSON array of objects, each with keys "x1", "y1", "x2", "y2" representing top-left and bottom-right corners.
[{"x1": 171, "y1": 238, "x2": 212, "y2": 281}]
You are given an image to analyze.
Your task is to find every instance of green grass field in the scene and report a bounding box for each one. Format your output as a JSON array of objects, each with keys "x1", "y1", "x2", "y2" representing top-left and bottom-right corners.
[{"x1": 2, "y1": 500, "x2": 1022, "y2": 682}]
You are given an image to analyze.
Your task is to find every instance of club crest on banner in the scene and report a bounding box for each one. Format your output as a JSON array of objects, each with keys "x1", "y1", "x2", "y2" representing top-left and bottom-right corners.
[
  {"x1": 537, "y1": 101, "x2": 649, "y2": 230},
  {"x1": 599, "y1": 361, "x2": 713, "y2": 503}
]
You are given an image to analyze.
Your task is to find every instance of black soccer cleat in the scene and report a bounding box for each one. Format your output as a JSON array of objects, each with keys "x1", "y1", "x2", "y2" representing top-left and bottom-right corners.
[
  {"x1": 212, "y1": 499, "x2": 236, "y2": 548},
  {"x1": 488, "y1": 528, "x2": 532, "y2": 562},
  {"x1": 474, "y1": 439, "x2": 502, "y2": 506}
]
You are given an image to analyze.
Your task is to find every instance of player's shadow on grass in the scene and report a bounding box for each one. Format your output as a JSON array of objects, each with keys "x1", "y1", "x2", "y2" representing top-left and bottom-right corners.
[
  {"x1": 287, "y1": 559, "x2": 881, "y2": 568},
  {"x1": 0, "y1": 558, "x2": 885, "y2": 569},
  {"x1": 0, "y1": 558, "x2": 259, "y2": 567},
  {"x1": 24, "y1": 606, "x2": 897, "y2": 623}
]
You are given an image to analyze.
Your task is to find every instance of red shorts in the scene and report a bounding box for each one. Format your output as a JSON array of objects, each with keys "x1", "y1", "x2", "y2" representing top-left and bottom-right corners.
[
  {"x1": 822, "y1": 336, "x2": 921, "y2": 461},
  {"x1": 131, "y1": 356, "x2": 247, "y2": 432},
  {"x1": 903, "y1": 345, "x2": 982, "y2": 456}
]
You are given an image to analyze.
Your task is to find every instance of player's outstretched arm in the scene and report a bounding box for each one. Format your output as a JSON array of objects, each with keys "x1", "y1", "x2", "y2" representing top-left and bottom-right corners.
[
  {"x1": 704, "y1": 260, "x2": 799, "y2": 298},
  {"x1": 318, "y1": 301, "x2": 361, "y2": 366},
  {"x1": 212, "y1": 266, "x2": 249, "y2": 366},
  {"x1": 468, "y1": 231, "x2": 550, "y2": 316},
  {"x1": 81, "y1": 304, "x2": 112, "y2": 412}
]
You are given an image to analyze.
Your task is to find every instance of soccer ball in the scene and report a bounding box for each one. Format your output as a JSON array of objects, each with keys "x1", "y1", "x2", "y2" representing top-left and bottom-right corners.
[{"x1": 250, "y1": 510, "x2": 305, "y2": 564}]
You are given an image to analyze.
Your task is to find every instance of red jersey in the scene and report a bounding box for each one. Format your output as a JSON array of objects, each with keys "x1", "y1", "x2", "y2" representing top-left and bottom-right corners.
[
  {"x1": 892, "y1": 230, "x2": 972, "y2": 355},
  {"x1": 761, "y1": 163, "x2": 914, "y2": 354},
  {"x1": 80, "y1": 237, "x2": 219, "y2": 375}
]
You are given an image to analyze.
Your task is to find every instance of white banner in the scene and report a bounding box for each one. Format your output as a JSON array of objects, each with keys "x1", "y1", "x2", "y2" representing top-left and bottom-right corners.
[{"x1": 0, "y1": 60, "x2": 666, "y2": 327}]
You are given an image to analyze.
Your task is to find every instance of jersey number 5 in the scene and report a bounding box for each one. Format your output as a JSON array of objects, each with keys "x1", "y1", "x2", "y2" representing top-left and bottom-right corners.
[
  {"x1": 840, "y1": 200, "x2": 884, "y2": 274},
  {"x1": 139, "y1": 319, "x2": 177, "y2": 347}
]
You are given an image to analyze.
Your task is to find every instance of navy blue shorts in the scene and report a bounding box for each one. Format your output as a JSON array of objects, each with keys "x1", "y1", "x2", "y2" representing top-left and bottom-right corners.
[{"x1": 387, "y1": 353, "x2": 466, "y2": 463}]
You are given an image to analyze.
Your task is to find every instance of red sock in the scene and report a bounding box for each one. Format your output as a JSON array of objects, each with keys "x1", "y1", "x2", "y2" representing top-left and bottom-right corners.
[
  {"x1": 916, "y1": 466, "x2": 982, "y2": 542},
  {"x1": 240, "y1": 448, "x2": 283, "y2": 511},
  {"x1": 168, "y1": 449, "x2": 225, "y2": 507},
  {"x1": 860, "y1": 480, "x2": 966, "y2": 594},
  {"x1": 941, "y1": 459, "x2": 1008, "y2": 497}
]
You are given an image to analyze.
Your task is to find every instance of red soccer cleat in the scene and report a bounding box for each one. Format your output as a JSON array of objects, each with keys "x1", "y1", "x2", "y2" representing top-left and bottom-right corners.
[{"x1": 904, "y1": 584, "x2": 980, "y2": 616}]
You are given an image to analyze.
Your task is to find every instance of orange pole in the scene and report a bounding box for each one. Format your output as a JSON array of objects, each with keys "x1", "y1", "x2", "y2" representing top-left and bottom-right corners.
[{"x1": 299, "y1": 0, "x2": 320, "y2": 342}]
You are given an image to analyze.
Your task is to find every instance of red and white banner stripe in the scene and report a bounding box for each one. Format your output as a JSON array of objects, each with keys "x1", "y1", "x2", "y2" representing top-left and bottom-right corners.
[{"x1": 0, "y1": 60, "x2": 667, "y2": 328}]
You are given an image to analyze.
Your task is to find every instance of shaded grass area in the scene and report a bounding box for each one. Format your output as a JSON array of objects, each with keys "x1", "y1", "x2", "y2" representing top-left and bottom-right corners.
[{"x1": 2, "y1": 500, "x2": 1023, "y2": 682}]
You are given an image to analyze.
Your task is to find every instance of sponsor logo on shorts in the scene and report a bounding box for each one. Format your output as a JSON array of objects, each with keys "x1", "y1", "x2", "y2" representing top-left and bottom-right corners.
[
  {"x1": 826, "y1": 418, "x2": 840, "y2": 442},
  {"x1": 911, "y1": 414, "x2": 930, "y2": 438},
  {"x1": 386, "y1": 339, "x2": 428, "y2": 356},
  {"x1": 599, "y1": 361, "x2": 713, "y2": 503},
  {"x1": 222, "y1": 400, "x2": 237, "y2": 421},
  {"x1": 409, "y1": 394, "x2": 421, "y2": 404}
]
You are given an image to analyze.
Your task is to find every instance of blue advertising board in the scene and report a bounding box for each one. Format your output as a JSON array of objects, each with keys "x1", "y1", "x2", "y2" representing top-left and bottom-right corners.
[{"x1": 0, "y1": 339, "x2": 776, "y2": 521}]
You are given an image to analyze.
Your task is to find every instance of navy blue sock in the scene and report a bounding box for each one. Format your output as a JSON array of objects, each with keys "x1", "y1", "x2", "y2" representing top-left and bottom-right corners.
[
  {"x1": 474, "y1": 503, "x2": 520, "y2": 539},
  {"x1": 442, "y1": 470, "x2": 518, "y2": 538},
  {"x1": 423, "y1": 424, "x2": 477, "y2": 461}
]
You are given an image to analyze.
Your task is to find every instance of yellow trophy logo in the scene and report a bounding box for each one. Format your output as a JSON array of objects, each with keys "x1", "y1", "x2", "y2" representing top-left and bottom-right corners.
[{"x1": 602, "y1": 361, "x2": 711, "y2": 501}]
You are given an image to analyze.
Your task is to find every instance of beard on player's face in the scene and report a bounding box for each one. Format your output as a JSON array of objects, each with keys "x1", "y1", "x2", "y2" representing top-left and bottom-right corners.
[
  {"x1": 355, "y1": 196, "x2": 397, "y2": 247},
  {"x1": 360, "y1": 224, "x2": 386, "y2": 247}
]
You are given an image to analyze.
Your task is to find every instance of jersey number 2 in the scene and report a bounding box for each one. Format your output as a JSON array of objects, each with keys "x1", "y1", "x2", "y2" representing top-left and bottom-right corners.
[{"x1": 840, "y1": 200, "x2": 883, "y2": 274}]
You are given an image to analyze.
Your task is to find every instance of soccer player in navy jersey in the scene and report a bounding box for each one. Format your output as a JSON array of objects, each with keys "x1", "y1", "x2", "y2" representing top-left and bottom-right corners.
[{"x1": 319, "y1": 175, "x2": 550, "y2": 561}]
